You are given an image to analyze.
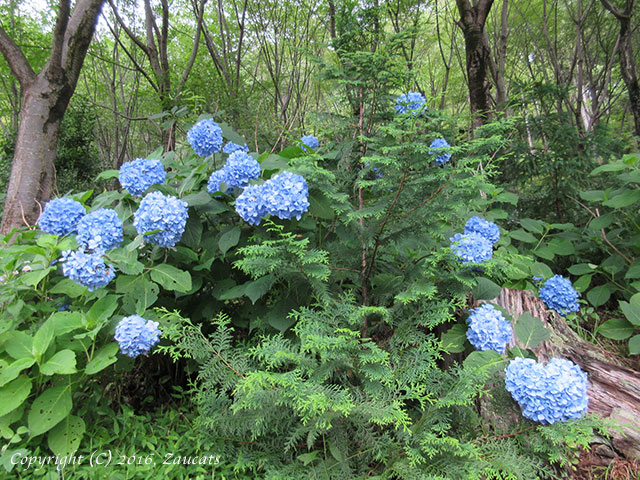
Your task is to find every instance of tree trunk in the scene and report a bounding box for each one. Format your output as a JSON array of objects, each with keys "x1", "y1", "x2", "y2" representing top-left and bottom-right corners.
[
  {"x1": 456, "y1": 0, "x2": 495, "y2": 130},
  {"x1": 488, "y1": 288, "x2": 640, "y2": 462}
]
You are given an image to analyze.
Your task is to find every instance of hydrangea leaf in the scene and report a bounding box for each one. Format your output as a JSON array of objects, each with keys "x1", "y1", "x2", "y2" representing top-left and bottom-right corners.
[
  {"x1": 463, "y1": 350, "x2": 506, "y2": 373},
  {"x1": 85, "y1": 343, "x2": 119, "y2": 375},
  {"x1": 520, "y1": 218, "x2": 544, "y2": 234},
  {"x1": 95, "y1": 169, "x2": 120, "y2": 181},
  {"x1": 87, "y1": 295, "x2": 120, "y2": 327},
  {"x1": 602, "y1": 189, "x2": 640, "y2": 208},
  {"x1": 245, "y1": 275, "x2": 276, "y2": 304},
  {"x1": 0, "y1": 358, "x2": 36, "y2": 387},
  {"x1": 150, "y1": 264, "x2": 192, "y2": 293},
  {"x1": 0, "y1": 376, "x2": 32, "y2": 417},
  {"x1": 587, "y1": 284, "x2": 612, "y2": 307},
  {"x1": 32, "y1": 320, "x2": 55, "y2": 359},
  {"x1": 182, "y1": 216, "x2": 203, "y2": 250},
  {"x1": 40, "y1": 350, "x2": 77, "y2": 376},
  {"x1": 568, "y1": 263, "x2": 594, "y2": 275},
  {"x1": 619, "y1": 300, "x2": 640, "y2": 326},
  {"x1": 309, "y1": 193, "x2": 335, "y2": 220},
  {"x1": 49, "y1": 279, "x2": 88, "y2": 298},
  {"x1": 3, "y1": 331, "x2": 34, "y2": 360},
  {"x1": 597, "y1": 318, "x2": 635, "y2": 340},
  {"x1": 509, "y1": 229, "x2": 537, "y2": 243},
  {"x1": 47, "y1": 415, "x2": 85, "y2": 457},
  {"x1": 573, "y1": 274, "x2": 593, "y2": 292},
  {"x1": 629, "y1": 335, "x2": 640, "y2": 355},
  {"x1": 472, "y1": 278, "x2": 501, "y2": 300},
  {"x1": 28, "y1": 385, "x2": 72, "y2": 436},
  {"x1": 514, "y1": 312, "x2": 550, "y2": 349},
  {"x1": 219, "y1": 226, "x2": 241, "y2": 256},
  {"x1": 530, "y1": 262, "x2": 553, "y2": 279},
  {"x1": 440, "y1": 324, "x2": 467, "y2": 353}
]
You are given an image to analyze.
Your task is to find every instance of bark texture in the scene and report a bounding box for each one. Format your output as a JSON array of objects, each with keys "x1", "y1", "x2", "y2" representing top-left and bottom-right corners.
[
  {"x1": 489, "y1": 288, "x2": 640, "y2": 461},
  {"x1": 0, "y1": 0, "x2": 105, "y2": 235}
]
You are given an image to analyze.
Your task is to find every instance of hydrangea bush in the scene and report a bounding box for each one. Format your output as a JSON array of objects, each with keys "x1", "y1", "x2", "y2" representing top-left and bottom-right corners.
[
  {"x1": 38, "y1": 197, "x2": 86, "y2": 236},
  {"x1": 118, "y1": 157, "x2": 166, "y2": 196}
]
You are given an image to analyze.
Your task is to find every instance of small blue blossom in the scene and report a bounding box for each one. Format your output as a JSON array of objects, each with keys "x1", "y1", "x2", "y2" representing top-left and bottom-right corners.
[
  {"x1": 61, "y1": 250, "x2": 115, "y2": 291},
  {"x1": 76, "y1": 208, "x2": 123, "y2": 253},
  {"x1": 223, "y1": 151, "x2": 261, "y2": 188},
  {"x1": 57, "y1": 302, "x2": 70, "y2": 312},
  {"x1": 301, "y1": 134, "x2": 319, "y2": 152},
  {"x1": 430, "y1": 138, "x2": 452, "y2": 165},
  {"x1": 118, "y1": 158, "x2": 166, "y2": 196},
  {"x1": 38, "y1": 198, "x2": 86, "y2": 236},
  {"x1": 223, "y1": 141, "x2": 249, "y2": 154},
  {"x1": 235, "y1": 184, "x2": 267, "y2": 225},
  {"x1": 114, "y1": 315, "x2": 161, "y2": 357},
  {"x1": 187, "y1": 118, "x2": 223, "y2": 157},
  {"x1": 505, "y1": 357, "x2": 588, "y2": 424},
  {"x1": 532, "y1": 276, "x2": 543, "y2": 285},
  {"x1": 133, "y1": 192, "x2": 188, "y2": 247},
  {"x1": 466, "y1": 304, "x2": 512, "y2": 354},
  {"x1": 464, "y1": 216, "x2": 500, "y2": 244},
  {"x1": 538, "y1": 275, "x2": 580, "y2": 315},
  {"x1": 262, "y1": 171, "x2": 310, "y2": 221},
  {"x1": 450, "y1": 232, "x2": 493, "y2": 264},
  {"x1": 394, "y1": 91, "x2": 426, "y2": 115},
  {"x1": 207, "y1": 169, "x2": 231, "y2": 196}
]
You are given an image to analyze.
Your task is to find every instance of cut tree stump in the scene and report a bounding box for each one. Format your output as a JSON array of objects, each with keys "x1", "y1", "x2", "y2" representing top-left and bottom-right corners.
[{"x1": 485, "y1": 288, "x2": 640, "y2": 462}]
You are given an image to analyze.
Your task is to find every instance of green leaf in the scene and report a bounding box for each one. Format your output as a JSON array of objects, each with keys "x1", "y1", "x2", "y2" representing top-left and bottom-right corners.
[
  {"x1": 95, "y1": 169, "x2": 120, "y2": 181},
  {"x1": 0, "y1": 376, "x2": 32, "y2": 417},
  {"x1": 629, "y1": 335, "x2": 640, "y2": 355},
  {"x1": 297, "y1": 451, "x2": 320, "y2": 466},
  {"x1": 597, "y1": 318, "x2": 635, "y2": 340},
  {"x1": 509, "y1": 229, "x2": 537, "y2": 243},
  {"x1": 624, "y1": 261, "x2": 640, "y2": 279},
  {"x1": 108, "y1": 248, "x2": 143, "y2": 276},
  {"x1": 520, "y1": 218, "x2": 544, "y2": 234},
  {"x1": 588, "y1": 213, "x2": 615, "y2": 231},
  {"x1": 533, "y1": 246, "x2": 555, "y2": 261},
  {"x1": 587, "y1": 285, "x2": 611, "y2": 307},
  {"x1": 515, "y1": 312, "x2": 550, "y2": 349},
  {"x1": 260, "y1": 154, "x2": 290, "y2": 171},
  {"x1": 51, "y1": 312, "x2": 86, "y2": 336},
  {"x1": 87, "y1": 295, "x2": 119, "y2": 327},
  {"x1": 3, "y1": 332, "x2": 34, "y2": 360},
  {"x1": 0, "y1": 358, "x2": 36, "y2": 387},
  {"x1": 309, "y1": 193, "x2": 335, "y2": 220},
  {"x1": 21, "y1": 267, "x2": 54, "y2": 287},
  {"x1": 463, "y1": 350, "x2": 506, "y2": 373},
  {"x1": 495, "y1": 191, "x2": 518, "y2": 205},
  {"x1": 28, "y1": 385, "x2": 72, "y2": 436},
  {"x1": 602, "y1": 189, "x2": 640, "y2": 208},
  {"x1": 182, "y1": 190, "x2": 213, "y2": 207},
  {"x1": 265, "y1": 300, "x2": 297, "y2": 332},
  {"x1": 218, "y1": 122, "x2": 247, "y2": 145},
  {"x1": 49, "y1": 279, "x2": 87, "y2": 298},
  {"x1": 33, "y1": 321, "x2": 54, "y2": 359},
  {"x1": 182, "y1": 215, "x2": 203, "y2": 250},
  {"x1": 568, "y1": 264, "x2": 594, "y2": 275},
  {"x1": 132, "y1": 280, "x2": 159, "y2": 316},
  {"x1": 547, "y1": 239, "x2": 575, "y2": 256},
  {"x1": 85, "y1": 343, "x2": 119, "y2": 375},
  {"x1": 219, "y1": 227, "x2": 241, "y2": 256},
  {"x1": 40, "y1": 350, "x2": 77, "y2": 376},
  {"x1": 573, "y1": 274, "x2": 593, "y2": 293},
  {"x1": 579, "y1": 190, "x2": 605, "y2": 202},
  {"x1": 441, "y1": 324, "x2": 467, "y2": 354},
  {"x1": 591, "y1": 162, "x2": 629, "y2": 174},
  {"x1": 472, "y1": 278, "x2": 502, "y2": 300},
  {"x1": 245, "y1": 275, "x2": 276, "y2": 304},
  {"x1": 530, "y1": 262, "x2": 553, "y2": 279},
  {"x1": 47, "y1": 415, "x2": 85, "y2": 457},
  {"x1": 150, "y1": 264, "x2": 192, "y2": 292},
  {"x1": 217, "y1": 283, "x2": 246, "y2": 300},
  {"x1": 619, "y1": 300, "x2": 640, "y2": 326}
]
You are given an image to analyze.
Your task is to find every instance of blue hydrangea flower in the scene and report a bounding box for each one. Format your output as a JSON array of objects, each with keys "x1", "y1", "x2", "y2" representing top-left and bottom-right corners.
[
  {"x1": 466, "y1": 304, "x2": 512, "y2": 354},
  {"x1": 505, "y1": 357, "x2": 588, "y2": 424},
  {"x1": 114, "y1": 315, "x2": 161, "y2": 357},
  {"x1": 187, "y1": 118, "x2": 223, "y2": 157},
  {"x1": 133, "y1": 192, "x2": 188, "y2": 247},
  {"x1": 61, "y1": 250, "x2": 115, "y2": 291},
  {"x1": 301, "y1": 134, "x2": 319, "y2": 152},
  {"x1": 222, "y1": 151, "x2": 261, "y2": 188},
  {"x1": 235, "y1": 184, "x2": 267, "y2": 225},
  {"x1": 532, "y1": 276, "x2": 543, "y2": 285},
  {"x1": 538, "y1": 275, "x2": 580, "y2": 315},
  {"x1": 76, "y1": 208, "x2": 123, "y2": 253},
  {"x1": 38, "y1": 198, "x2": 86, "y2": 236},
  {"x1": 207, "y1": 169, "x2": 231, "y2": 196},
  {"x1": 261, "y1": 171, "x2": 310, "y2": 221},
  {"x1": 394, "y1": 92, "x2": 426, "y2": 115},
  {"x1": 464, "y1": 216, "x2": 500, "y2": 244},
  {"x1": 430, "y1": 138, "x2": 452, "y2": 165},
  {"x1": 450, "y1": 232, "x2": 493, "y2": 264},
  {"x1": 118, "y1": 158, "x2": 166, "y2": 196},
  {"x1": 223, "y1": 141, "x2": 249, "y2": 154}
]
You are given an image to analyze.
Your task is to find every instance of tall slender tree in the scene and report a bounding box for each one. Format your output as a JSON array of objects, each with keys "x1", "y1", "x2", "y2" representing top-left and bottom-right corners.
[{"x1": 0, "y1": 0, "x2": 105, "y2": 234}]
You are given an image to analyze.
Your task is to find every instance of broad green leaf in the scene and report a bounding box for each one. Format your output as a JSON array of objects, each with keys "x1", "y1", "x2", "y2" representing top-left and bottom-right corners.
[
  {"x1": 573, "y1": 274, "x2": 593, "y2": 293},
  {"x1": 0, "y1": 358, "x2": 36, "y2": 387},
  {"x1": 533, "y1": 246, "x2": 555, "y2": 261},
  {"x1": 47, "y1": 415, "x2": 85, "y2": 457},
  {"x1": 51, "y1": 312, "x2": 86, "y2": 336},
  {"x1": 625, "y1": 261, "x2": 640, "y2": 279},
  {"x1": 509, "y1": 229, "x2": 537, "y2": 243},
  {"x1": 597, "y1": 318, "x2": 635, "y2": 340},
  {"x1": 132, "y1": 280, "x2": 159, "y2": 316},
  {"x1": 3, "y1": 332, "x2": 34, "y2": 360},
  {"x1": 547, "y1": 239, "x2": 574, "y2": 256},
  {"x1": 568, "y1": 264, "x2": 594, "y2": 275},
  {"x1": 463, "y1": 350, "x2": 506, "y2": 373},
  {"x1": 472, "y1": 278, "x2": 501, "y2": 300},
  {"x1": 182, "y1": 215, "x2": 203, "y2": 250},
  {"x1": 217, "y1": 283, "x2": 246, "y2": 300},
  {"x1": 40, "y1": 350, "x2": 77, "y2": 376},
  {"x1": 591, "y1": 162, "x2": 629, "y2": 174},
  {"x1": 182, "y1": 190, "x2": 212, "y2": 207},
  {"x1": 530, "y1": 262, "x2": 553, "y2": 279},
  {"x1": 260, "y1": 154, "x2": 289, "y2": 171},
  {"x1": 588, "y1": 213, "x2": 615, "y2": 231},
  {"x1": 0, "y1": 376, "x2": 32, "y2": 417},
  {"x1": 629, "y1": 335, "x2": 640, "y2": 355},
  {"x1": 108, "y1": 248, "x2": 143, "y2": 276},
  {"x1": 587, "y1": 285, "x2": 611, "y2": 307},
  {"x1": 245, "y1": 275, "x2": 276, "y2": 304},
  {"x1": 579, "y1": 190, "x2": 605, "y2": 202},
  {"x1": 218, "y1": 121, "x2": 247, "y2": 145},
  {"x1": 441, "y1": 324, "x2": 467, "y2": 354},
  {"x1": 309, "y1": 193, "x2": 335, "y2": 220},
  {"x1": 619, "y1": 300, "x2": 640, "y2": 326},
  {"x1": 87, "y1": 295, "x2": 120, "y2": 327},
  {"x1": 85, "y1": 343, "x2": 119, "y2": 375},
  {"x1": 21, "y1": 267, "x2": 54, "y2": 287},
  {"x1": 219, "y1": 227, "x2": 241, "y2": 255},
  {"x1": 520, "y1": 218, "x2": 544, "y2": 234},
  {"x1": 495, "y1": 191, "x2": 518, "y2": 205},
  {"x1": 150, "y1": 264, "x2": 192, "y2": 292},
  {"x1": 266, "y1": 300, "x2": 298, "y2": 332},
  {"x1": 602, "y1": 189, "x2": 640, "y2": 208},
  {"x1": 49, "y1": 279, "x2": 87, "y2": 298},
  {"x1": 33, "y1": 321, "x2": 55, "y2": 359},
  {"x1": 515, "y1": 312, "x2": 550, "y2": 349},
  {"x1": 95, "y1": 169, "x2": 120, "y2": 181},
  {"x1": 28, "y1": 385, "x2": 72, "y2": 436}
]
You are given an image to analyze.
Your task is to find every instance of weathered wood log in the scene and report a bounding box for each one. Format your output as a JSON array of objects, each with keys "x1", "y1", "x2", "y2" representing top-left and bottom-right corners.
[{"x1": 489, "y1": 288, "x2": 640, "y2": 461}]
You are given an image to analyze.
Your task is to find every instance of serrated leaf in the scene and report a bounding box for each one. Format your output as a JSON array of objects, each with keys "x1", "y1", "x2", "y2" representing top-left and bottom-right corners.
[
  {"x1": 150, "y1": 264, "x2": 192, "y2": 292},
  {"x1": 573, "y1": 274, "x2": 593, "y2": 293},
  {"x1": 85, "y1": 343, "x2": 119, "y2": 375},
  {"x1": 245, "y1": 275, "x2": 276, "y2": 304},
  {"x1": 530, "y1": 262, "x2": 553, "y2": 279},
  {"x1": 597, "y1": 318, "x2": 635, "y2": 340},
  {"x1": 47, "y1": 415, "x2": 85, "y2": 457},
  {"x1": 619, "y1": 300, "x2": 640, "y2": 326},
  {"x1": 515, "y1": 312, "x2": 550, "y2": 349},
  {"x1": 40, "y1": 350, "x2": 77, "y2": 375},
  {"x1": 219, "y1": 227, "x2": 241, "y2": 255},
  {"x1": 3, "y1": 332, "x2": 34, "y2": 360},
  {"x1": 33, "y1": 321, "x2": 54, "y2": 359},
  {"x1": 509, "y1": 229, "x2": 537, "y2": 243},
  {"x1": 472, "y1": 278, "x2": 502, "y2": 300},
  {"x1": 587, "y1": 285, "x2": 611, "y2": 307},
  {"x1": 0, "y1": 358, "x2": 35, "y2": 387},
  {"x1": 520, "y1": 218, "x2": 544, "y2": 234},
  {"x1": 28, "y1": 385, "x2": 72, "y2": 436},
  {"x1": 87, "y1": 295, "x2": 119, "y2": 327},
  {"x1": 441, "y1": 324, "x2": 467, "y2": 353},
  {"x1": 463, "y1": 350, "x2": 506, "y2": 373},
  {"x1": 0, "y1": 376, "x2": 32, "y2": 417}
]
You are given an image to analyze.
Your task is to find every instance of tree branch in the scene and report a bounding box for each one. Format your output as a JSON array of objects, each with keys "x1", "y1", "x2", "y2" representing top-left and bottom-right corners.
[{"x1": 0, "y1": 25, "x2": 35, "y2": 86}]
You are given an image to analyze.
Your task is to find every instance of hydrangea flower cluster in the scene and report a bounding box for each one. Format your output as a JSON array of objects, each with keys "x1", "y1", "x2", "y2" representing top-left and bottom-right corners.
[
  {"x1": 449, "y1": 232, "x2": 493, "y2": 264},
  {"x1": 429, "y1": 138, "x2": 452, "y2": 165},
  {"x1": 38, "y1": 198, "x2": 86, "y2": 236},
  {"x1": 207, "y1": 169, "x2": 230, "y2": 196},
  {"x1": 118, "y1": 158, "x2": 166, "y2": 196},
  {"x1": 301, "y1": 134, "x2": 319, "y2": 152},
  {"x1": 61, "y1": 250, "x2": 116, "y2": 291},
  {"x1": 538, "y1": 275, "x2": 580, "y2": 315},
  {"x1": 223, "y1": 151, "x2": 261, "y2": 188},
  {"x1": 464, "y1": 216, "x2": 500, "y2": 244},
  {"x1": 466, "y1": 304, "x2": 513, "y2": 354},
  {"x1": 394, "y1": 91, "x2": 426, "y2": 115},
  {"x1": 505, "y1": 357, "x2": 588, "y2": 424},
  {"x1": 76, "y1": 208, "x2": 123, "y2": 253},
  {"x1": 114, "y1": 315, "x2": 161, "y2": 357},
  {"x1": 133, "y1": 192, "x2": 188, "y2": 247},
  {"x1": 234, "y1": 171, "x2": 310, "y2": 225},
  {"x1": 187, "y1": 118, "x2": 223, "y2": 157},
  {"x1": 223, "y1": 141, "x2": 249, "y2": 154}
]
